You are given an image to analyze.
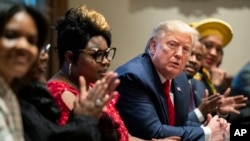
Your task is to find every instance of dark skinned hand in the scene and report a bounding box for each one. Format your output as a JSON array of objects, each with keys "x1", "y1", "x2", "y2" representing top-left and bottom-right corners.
[
  {"x1": 218, "y1": 88, "x2": 248, "y2": 115},
  {"x1": 198, "y1": 90, "x2": 221, "y2": 118}
]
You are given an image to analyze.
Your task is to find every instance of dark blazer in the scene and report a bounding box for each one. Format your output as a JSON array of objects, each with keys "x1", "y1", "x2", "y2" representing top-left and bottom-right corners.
[
  {"x1": 18, "y1": 81, "x2": 102, "y2": 141},
  {"x1": 228, "y1": 61, "x2": 250, "y2": 124},
  {"x1": 115, "y1": 53, "x2": 205, "y2": 140},
  {"x1": 188, "y1": 78, "x2": 207, "y2": 123},
  {"x1": 21, "y1": 100, "x2": 101, "y2": 141}
]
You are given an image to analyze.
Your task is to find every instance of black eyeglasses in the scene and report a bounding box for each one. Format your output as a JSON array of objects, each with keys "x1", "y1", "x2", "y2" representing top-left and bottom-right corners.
[
  {"x1": 79, "y1": 47, "x2": 116, "y2": 63},
  {"x1": 41, "y1": 44, "x2": 51, "y2": 54},
  {"x1": 44, "y1": 44, "x2": 51, "y2": 53}
]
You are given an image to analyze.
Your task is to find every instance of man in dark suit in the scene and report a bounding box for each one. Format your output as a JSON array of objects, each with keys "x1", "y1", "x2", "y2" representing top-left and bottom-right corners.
[
  {"x1": 184, "y1": 38, "x2": 248, "y2": 124},
  {"x1": 115, "y1": 20, "x2": 228, "y2": 141},
  {"x1": 184, "y1": 39, "x2": 221, "y2": 123}
]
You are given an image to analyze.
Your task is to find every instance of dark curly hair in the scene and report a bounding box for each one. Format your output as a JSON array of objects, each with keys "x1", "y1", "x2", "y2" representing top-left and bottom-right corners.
[{"x1": 55, "y1": 5, "x2": 112, "y2": 68}]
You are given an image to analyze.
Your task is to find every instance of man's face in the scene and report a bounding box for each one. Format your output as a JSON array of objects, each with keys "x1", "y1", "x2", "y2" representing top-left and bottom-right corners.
[
  {"x1": 184, "y1": 41, "x2": 204, "y2": 78},
  {"x1": 150, "y1": 31, "x2": 193, "y2": 79}
]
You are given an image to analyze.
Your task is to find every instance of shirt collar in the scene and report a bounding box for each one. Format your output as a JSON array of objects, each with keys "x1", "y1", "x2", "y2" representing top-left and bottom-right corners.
[{"x1": 156, "y1": 71, "x2": 172, "y2": 84}]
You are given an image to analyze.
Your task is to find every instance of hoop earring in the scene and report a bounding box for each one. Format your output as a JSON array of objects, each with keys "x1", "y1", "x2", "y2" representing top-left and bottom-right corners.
[{"x1": 68, "y1": 63, "x2": 72, "y2": 76}]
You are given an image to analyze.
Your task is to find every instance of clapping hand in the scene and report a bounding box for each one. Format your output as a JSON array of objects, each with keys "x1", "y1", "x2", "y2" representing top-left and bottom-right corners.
[{"x1": 73, "y1": 71, "x2": 120, "y2": 119}]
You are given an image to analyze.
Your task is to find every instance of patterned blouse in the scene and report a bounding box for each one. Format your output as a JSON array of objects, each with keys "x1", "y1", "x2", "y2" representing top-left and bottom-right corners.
[{"x1": 0, "y1": 76, "x2": 24, "y2": 141}]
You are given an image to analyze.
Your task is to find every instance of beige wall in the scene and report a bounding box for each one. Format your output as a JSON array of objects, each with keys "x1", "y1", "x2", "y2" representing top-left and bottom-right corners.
[{"x1": 68, "y1": 0, "x2": 250, "y2": 77}]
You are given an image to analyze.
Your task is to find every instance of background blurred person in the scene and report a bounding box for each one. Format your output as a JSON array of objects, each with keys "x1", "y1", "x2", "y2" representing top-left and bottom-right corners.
[
  {"x1": 228, "y1": 61, "x2": 250, "y2": 125},
  {"x1": 183, "y1": 39, "x2": 246, "y2": 130},
  {"x1": 190, "y1": 18, "x2": 247, "y2": 118},
  {"x1": 191, "y1": 18, "x2": 232, "y2": 95},
  {"x1": 183, "y1": 39, "x2": 220, "y2": 120},
  {"x1": 0, "y1": 1, "x2": 48, "y2": 140}
]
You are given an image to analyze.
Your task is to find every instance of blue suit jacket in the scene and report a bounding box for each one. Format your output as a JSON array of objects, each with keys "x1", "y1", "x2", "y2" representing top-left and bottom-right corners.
[
  {"x1": 228, "y1": 61, "x2": 250, "y2": 124},
  {"x1": 115, "y1": 53, "x2": 205, "y2": 140}
]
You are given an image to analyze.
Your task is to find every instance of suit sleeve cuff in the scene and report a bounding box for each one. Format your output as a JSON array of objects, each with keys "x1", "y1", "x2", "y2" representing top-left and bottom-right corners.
[
  {"x1": 194, "y1": 108, "x2": 205, "y2": 123},
  {"x1": 201, "y1": 126, "x2": 211, "y2": 141}
]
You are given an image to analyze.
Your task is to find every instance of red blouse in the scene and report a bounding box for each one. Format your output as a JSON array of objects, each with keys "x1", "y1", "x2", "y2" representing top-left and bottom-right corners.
[
  {"x1": 47, "y1": 81, "x2": 78, "y2": 125},
  {"x1": 47, "y1": 80, "x2": 128, "y2": 141}
]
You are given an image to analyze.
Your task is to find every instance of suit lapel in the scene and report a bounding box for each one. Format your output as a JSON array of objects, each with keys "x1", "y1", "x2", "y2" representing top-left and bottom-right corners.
[
  {"x1": 172, "y1": 73, "x2": 190, "y2": 126},
  {"x1": 140, "y1": 54, "x2": 189, "y2": 125},
  {"x1": 191, "y1": 79, "x2": 206, "y2": 106},
  {"x1": 141, "y1": 54, "x2": 169, "y2": 123}
]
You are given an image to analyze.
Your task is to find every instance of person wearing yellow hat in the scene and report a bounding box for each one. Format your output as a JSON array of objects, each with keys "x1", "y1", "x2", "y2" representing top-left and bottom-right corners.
[{"x1": 191, "y1": 18, "x2": 233, "y2": 95}]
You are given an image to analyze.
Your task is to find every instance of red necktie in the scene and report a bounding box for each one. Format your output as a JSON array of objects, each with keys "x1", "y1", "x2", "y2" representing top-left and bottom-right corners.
[{"x1": 163, "y1": 80, "x2": 175, "y2": 126}]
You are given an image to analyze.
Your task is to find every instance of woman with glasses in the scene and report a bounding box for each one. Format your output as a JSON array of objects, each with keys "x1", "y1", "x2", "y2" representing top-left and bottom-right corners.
[
  {"x1": 12, "y1": 42, "x2": 119, "y2": 141},
  {"x1": 47, "y1": 4, "x2": 124, "y2": 141},
  {"x1": 47, "y1": 4, "x2": 180, "y2": 141}
]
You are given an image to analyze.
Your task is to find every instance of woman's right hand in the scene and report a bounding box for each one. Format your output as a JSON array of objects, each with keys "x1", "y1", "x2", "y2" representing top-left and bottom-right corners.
[{"x1": 72, "y1": 71, "x2": 120, "y2": 119}]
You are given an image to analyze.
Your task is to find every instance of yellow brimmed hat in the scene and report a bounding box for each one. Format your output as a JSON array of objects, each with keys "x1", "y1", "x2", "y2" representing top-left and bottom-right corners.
[{"x1": 190, "y1": 18, "x2": 233, "y2": 47}]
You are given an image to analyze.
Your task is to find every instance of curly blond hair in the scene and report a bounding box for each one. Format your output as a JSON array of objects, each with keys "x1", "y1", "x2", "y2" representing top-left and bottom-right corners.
[
  {"x1": 77, "y1": 5, "x2": 110, "y2": 31},
  {"x1": 56, "y1": 4, "x2": 112, "y2": 67}
]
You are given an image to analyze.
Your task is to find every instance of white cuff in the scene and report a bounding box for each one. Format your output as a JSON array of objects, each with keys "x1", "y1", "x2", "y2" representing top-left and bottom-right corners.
[
  {"x1": 201, "y1": 126, "x2": 211, "y2": 141},
  {"x1": 194, "y1": 108, "x2": 205, "y2": 123}
]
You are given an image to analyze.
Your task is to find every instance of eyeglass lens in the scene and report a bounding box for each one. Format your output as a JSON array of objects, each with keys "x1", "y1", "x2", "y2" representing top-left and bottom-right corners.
[
  {"x1": 95, "y1": 48, "x2": 116, "y2": 63},
  {"x1": 44, "y1": 44, "x2": 51, "y2": 53}
]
